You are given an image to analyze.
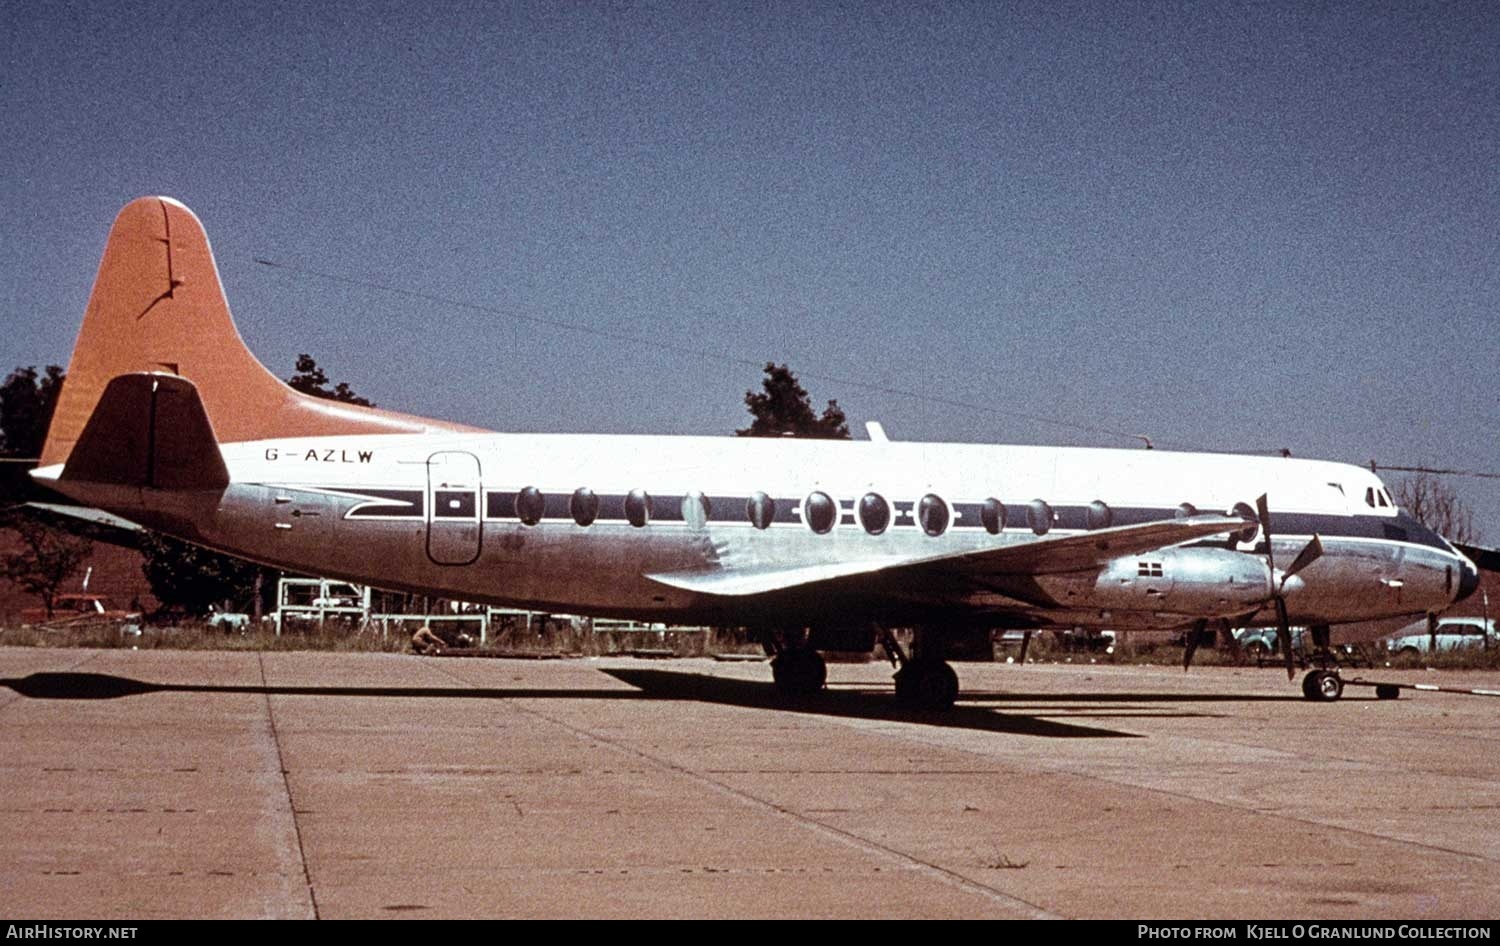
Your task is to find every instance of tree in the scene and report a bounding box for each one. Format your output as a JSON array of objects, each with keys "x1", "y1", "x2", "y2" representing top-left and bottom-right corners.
[
  {"x1": 137, "y1": 531, "x2": 272, "y2": 617},
  {"x1": 737, "y1": 364, "x2": 850, "y2": 440},
  {"x1": 2, "y1": 509, "x2": 93, "y2": 618},
  {"x1": 0, "y1": 367, "x2": 87, "y2": 617},
  {"x1": 0, "y1": 365, "x2": 66, "y2": 505},
  {"x1": 287, "y1": 355, "x2": 374, "y2": 406},
  {"x1": 1391, "y1": 472, "x2": 1480, "y2": 546}
]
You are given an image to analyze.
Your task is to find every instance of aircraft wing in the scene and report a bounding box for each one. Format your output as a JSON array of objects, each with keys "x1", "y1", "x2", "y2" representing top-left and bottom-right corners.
[{"x1": 646, "y1": 514, "x2": 1248, "y2": 597}]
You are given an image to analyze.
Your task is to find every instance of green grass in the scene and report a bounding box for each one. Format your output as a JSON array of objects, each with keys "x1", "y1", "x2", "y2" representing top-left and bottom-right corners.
[
  {"x1": 4, "y1": 620, "x2": 1498, "y2": 670},
  {"x1": 0, "y1": 619, "x2": 767, "y2": 658}
]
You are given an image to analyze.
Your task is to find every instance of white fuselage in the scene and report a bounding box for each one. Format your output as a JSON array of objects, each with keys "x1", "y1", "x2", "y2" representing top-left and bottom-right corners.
[{"x1": 45, "y1": 431, "x2": 1471, "y2": 631}]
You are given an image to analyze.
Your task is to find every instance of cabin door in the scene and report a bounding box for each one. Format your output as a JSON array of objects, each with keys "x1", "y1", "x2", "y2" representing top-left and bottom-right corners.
[{"x1": 426, "y1": 451, "x2": 482, "y2": 566}]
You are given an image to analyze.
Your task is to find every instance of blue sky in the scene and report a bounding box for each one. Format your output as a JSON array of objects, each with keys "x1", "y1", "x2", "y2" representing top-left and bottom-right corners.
[{"x1": 4, "y1": 1, "x2": 1498, "y2": 535}]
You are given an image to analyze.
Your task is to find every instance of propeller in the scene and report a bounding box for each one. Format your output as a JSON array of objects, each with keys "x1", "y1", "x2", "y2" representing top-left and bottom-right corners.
[{"x1": 1255, "y1": 494, "x2": 1324, "y2": 680}]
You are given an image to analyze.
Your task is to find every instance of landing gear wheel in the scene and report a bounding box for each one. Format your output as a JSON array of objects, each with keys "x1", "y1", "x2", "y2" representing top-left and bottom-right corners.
[
  {"x1": 1301, "y1": 669, "x2": 1344, "y2": 702},
  {"x1": 771, "y1": 649, "x2": 826, "y2": 696},
  {"x1": 893, "y1": 658, "x2": 959, "y2": 711},
  {"x1": 1375, "y1": 684, "x2": 1400, "y2": 701}
]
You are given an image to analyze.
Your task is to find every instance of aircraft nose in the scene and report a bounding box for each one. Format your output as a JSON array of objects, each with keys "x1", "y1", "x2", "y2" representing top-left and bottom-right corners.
[{"x1": 1456, "y1": 555, "x2": 1481, "y2": 602}]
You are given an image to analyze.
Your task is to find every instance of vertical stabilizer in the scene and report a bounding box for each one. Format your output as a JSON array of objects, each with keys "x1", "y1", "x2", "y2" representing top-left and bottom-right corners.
[{"x1": 41, "y1": 197, "x2": 479, "y2": 466}]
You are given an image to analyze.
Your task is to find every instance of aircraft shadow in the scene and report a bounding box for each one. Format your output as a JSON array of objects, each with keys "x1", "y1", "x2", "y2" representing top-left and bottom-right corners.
[
  {"x1": 2, "y1": 669, "x2": 1311, "y2": 738},
  {"x1": 0, "y1": 672, "x2": 627, "y2": 703},
  {"x1": 950, "y1": 688, "x2": 1305, "y2": 703},
  {"x1": 598, "y1": 668, "x2": 1145, "y2": 738}
]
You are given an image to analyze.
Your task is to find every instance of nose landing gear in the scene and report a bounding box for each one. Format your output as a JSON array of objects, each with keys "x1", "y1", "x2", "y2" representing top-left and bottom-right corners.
[{"x1": 1301, "y1": 668, "x2": 1344, "y2": 702}]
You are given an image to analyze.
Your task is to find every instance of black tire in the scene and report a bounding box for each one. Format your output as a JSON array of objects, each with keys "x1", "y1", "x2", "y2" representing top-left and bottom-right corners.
[
  {"x1": 894, "y1": 658, "x2": 958, "y2": 711},
  {"x1": 1301, "y1": 669, "x2": 1343, "y2": 702},
  {"x1": 771, "y1": 649, "x2": 826, "y2": 696},
  {"x1": 1375, "y1": 684, "x2": 1400, "y2": 701}
]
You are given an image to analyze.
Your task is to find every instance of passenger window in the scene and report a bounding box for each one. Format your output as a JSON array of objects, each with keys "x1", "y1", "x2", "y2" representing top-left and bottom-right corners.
[
  {"x1": 747, "y1": 492, "x2": 775, "y2": 530},
  {"x1": 859, "y1": 493, "x2": 890, "y2": 535},
  {"x1": 981, "y1": 498, "x2": 1006, "y2": 534},
  {"x1": 1086, "y1": 500, "x2": 1112, "y2": 530},
  {"x1": 570, "y1": 487, "x2": 598, "y2": 526},
  {"x1": 804, "y1": 491, "x2": 837, "y2": 534},
  {"x1": 516, "y1": 486, "x2": 544, "y2": 526},
  {"x1": 682, "y1": 492, "x2": 710, "y2": 528},
  {"x1": 626, "y1": 489, "x2": 651, "y2": 528},
  {"x1": 1027, "y1": 499, "x2": 1052, "y2": 535},
  {"x1": 1231, "y1": 501, "x2": 1258, "y2": 544},
  {"x1": 917, "y1": 494, "x2": 949, "y2": 536}
]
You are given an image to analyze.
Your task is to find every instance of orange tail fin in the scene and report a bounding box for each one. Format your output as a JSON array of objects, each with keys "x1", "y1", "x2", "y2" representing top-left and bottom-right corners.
[{"x1": 41, "y1": 197, "x2": 480, "y2": 466}]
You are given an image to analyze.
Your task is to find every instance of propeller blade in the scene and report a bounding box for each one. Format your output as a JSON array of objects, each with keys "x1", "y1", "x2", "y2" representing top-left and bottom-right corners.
[
  {"x1": 1274, "y1": 597, "x2": 1295, "y2": 680},
  {"x1": 1255, "y1": 494, "x2": 1276, "y2": 571},
  {"x1": 1259, "y1": 495, "x2": 1296, "y2": 678},
  {"x1": 1282, "y1": 534, "x2": 1324, "y2": 584}
]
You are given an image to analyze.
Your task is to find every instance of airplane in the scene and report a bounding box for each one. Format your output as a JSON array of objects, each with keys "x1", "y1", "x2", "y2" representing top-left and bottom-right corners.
[{"x1": 31, "y1": 196, "x2": 1482, "y2": 709}]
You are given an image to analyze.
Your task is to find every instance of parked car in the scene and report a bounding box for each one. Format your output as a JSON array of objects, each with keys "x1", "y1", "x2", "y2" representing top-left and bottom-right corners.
[
  {"x1": 1377, "y1": 618, "x2": 1497, "y2": 656},
  {"x1": 1232, "y1": 626, "x2": 1311, "y2": 656},
  {"x1": 996, "y1": 628, "x2": 1115, "y2": 654},
  {"x1": 206, "y1": 610, "x2": 252, "y2": 633}
]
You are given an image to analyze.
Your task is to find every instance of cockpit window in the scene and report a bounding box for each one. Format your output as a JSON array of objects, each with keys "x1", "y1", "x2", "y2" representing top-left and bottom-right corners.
[{"x1": 1365, "y1": 487, "x2": 1377, "y2": 508}]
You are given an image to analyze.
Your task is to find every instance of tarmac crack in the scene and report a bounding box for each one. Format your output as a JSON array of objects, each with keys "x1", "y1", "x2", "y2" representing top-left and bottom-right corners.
[
  {"x1": 427, "y1": 662, "x2": 1059, "y2": 919},
  {"x1": 824, "y1": 709, "x2": 1500, "y2": 869},
  {"x1": 257, "y1": 652, "x2": 321, "y2": 920}
]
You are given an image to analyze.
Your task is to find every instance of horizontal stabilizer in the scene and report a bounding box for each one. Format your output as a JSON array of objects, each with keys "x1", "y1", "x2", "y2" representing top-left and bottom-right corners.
[
  {"x1": 26, "y1": 503, "x2": 145, "y2": 533},
  {"x1": 1456, "y1": 542, "x2": 1500, "y2": 573},
  {"x1": 647, "y1": 513, "x2": 1252, "y2": 597},
  {"x1": 60, "y1": 373, "x2": 228, "y2": 490}
]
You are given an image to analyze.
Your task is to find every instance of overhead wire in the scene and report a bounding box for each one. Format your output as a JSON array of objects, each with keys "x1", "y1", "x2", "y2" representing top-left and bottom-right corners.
[
  {"x1": 240, "y1": 256, "x2": 1497, "y2": 482},
  {"x1": 253, "y1": 257, "x2": 1231, "y2": 449}
]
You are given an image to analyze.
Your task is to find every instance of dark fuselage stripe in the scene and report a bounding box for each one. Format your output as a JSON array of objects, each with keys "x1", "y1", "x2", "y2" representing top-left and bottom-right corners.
[{"x1": 332, "y1": 487, "x2": 1452, "y2": 554}]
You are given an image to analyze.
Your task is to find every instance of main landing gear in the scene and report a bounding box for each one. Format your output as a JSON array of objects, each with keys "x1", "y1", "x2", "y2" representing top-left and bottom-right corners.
[
  {"x1": 762, "y1": 627, "x2": 962, "y2": 711},
  {"x1": 881, "y1": 628, "x2": 959, "y2": 711},
  {"x1": 770, "y1": 647, "x2": 827, "y2": 696}
]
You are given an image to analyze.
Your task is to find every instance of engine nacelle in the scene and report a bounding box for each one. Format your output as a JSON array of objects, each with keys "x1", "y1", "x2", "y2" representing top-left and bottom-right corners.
[{"x1": 1031, "y1": 547, "x2": 1272, "y2": 619}]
